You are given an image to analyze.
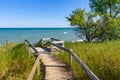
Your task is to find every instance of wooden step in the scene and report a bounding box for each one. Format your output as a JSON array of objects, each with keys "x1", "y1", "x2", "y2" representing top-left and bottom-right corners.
[{"x1": 40, "y1": 53, "x2": 73, "y2": 80}]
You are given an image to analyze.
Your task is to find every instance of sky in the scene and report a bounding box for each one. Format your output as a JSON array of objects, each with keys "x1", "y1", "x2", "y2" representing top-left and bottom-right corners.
[{"x1": 0, "y1": 0, "x2": 90, "y2": 28}]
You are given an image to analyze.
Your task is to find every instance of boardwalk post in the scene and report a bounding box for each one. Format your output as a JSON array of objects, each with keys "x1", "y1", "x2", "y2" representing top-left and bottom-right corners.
[{"x1": 69, "y1": 49, "x2": 72, "y2": 65}]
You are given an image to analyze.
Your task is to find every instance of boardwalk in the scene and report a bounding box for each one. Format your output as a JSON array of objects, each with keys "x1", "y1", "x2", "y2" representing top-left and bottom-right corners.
[
  {"x1": 35, "y1": 47, "x2": 73, "y2": 80},
  {"x1": 26, "y1": 39, "x2": 99, "y2": 80}
]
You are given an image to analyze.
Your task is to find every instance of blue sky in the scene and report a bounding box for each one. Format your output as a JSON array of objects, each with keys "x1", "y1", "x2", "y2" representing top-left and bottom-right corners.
[{"x1": 0, "y1": 0, "x2": 90, "y2": 27}]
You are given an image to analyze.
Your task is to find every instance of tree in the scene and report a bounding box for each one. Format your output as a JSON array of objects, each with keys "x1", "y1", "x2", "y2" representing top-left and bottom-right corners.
[
  {"x1": 89, "y1": 0, "x2": 120, "y2": 40},
  {"x1": 66, "y1": 8, "x2": 101, "y2": 42},
  {"x1": 67, "y1": 1, "x2": 120, "y2": 42}
]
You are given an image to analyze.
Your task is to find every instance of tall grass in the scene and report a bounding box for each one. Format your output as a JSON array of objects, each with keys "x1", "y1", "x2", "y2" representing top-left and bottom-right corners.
[
  {"x1": 0, "y1": 43, "x2": 34, "y2": 80},
  {"x1": 54, "y1": 40, "x2": 120, "y2": 80}
]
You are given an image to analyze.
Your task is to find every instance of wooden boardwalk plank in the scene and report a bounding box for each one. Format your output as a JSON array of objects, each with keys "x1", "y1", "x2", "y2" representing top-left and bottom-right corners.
[{"x1": 35, "y1": 47, "x2": 73, "y2": 80}]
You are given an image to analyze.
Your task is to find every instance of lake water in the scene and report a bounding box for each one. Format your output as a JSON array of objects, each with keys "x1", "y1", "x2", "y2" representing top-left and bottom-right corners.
[{"x1": 0, "y1": 28, "x2": 80, "y2": 44}]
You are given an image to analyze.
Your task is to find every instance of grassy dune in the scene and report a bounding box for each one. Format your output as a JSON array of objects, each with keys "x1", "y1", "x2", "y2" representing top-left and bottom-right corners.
[
  {"x1": 0, "y1": 43, "x2": 34, "y2": 80},
  {"x1": 55, "y1": 40, "x2": 120, "y2": 80}
]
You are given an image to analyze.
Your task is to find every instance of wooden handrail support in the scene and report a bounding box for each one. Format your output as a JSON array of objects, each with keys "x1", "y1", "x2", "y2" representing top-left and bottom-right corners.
[
  {"x1": 25, "y1": 40, "x2": 38, "y2": 55},
  {"x1": 51, "y1": 38, "x2": 61, "y2": 41},
  {"x1": 49, "y1": 42, "x2": 99, "y2": 80},
  {"x1": 51, "y1": 41, "x2": 64, "y2": 47},
  {"x1": 27, "y1": 54, "x2": 41, "y2": 80},
  {"x1": 50, "y1": 38, "x2": 64, "y2": 53},
  {"x1": 40, "y1": 38, "x2": 64, "y2": 47},
  {"x1": 25, "y1": 40, "x2": 40, "y2": 80}
]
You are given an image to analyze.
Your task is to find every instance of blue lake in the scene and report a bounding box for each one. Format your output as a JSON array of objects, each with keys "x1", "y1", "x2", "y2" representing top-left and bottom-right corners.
[{"x1": 0, "y1": 28, "x2": 80, "y2": 44}]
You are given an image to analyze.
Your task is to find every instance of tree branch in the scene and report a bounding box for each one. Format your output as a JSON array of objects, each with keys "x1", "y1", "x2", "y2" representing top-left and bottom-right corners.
[{"x1": 113, "y1": 8, "x2": 120, "y2": 19}]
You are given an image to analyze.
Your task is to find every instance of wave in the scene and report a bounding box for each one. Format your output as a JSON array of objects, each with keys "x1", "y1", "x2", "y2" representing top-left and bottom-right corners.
[{"x1": 63, "y1": 32, "x2": 67, "y2": 34}]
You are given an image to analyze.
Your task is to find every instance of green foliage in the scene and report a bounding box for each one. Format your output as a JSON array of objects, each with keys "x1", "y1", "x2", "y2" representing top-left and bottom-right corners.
[
  {"x1": 89, "y1": 0, "x2": 120, "y2": 18},
  {"x1": 33, "y1": 70, "x2": 40, "y2": 80},
  {"x1": 55, "y1": 41, "x2": 120, "y2": 80},
  {"x1": 66, "y1": 8, "x2": 101, "y2": 42},
  {"x1": 66, "y1": 8, "x2": 85, "y2": 26},
  {"x1": 99, "y1": 14, "x2": 119, "y2": 40},
  {"x1": 0, "y1": 43, "x2": 14, "y2": 79},
  {"x1": 89, "y1": 0, "x2": 120, "y2": 40},
  {"x1": 0, "y1": 43, "x2": 34, "y2": 80},
  {"x1": 66, "y1": 0, "x2": 120, "y2": 42}
]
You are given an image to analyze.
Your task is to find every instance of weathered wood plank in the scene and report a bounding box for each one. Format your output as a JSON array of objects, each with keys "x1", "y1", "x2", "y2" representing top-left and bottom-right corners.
[{"x1": 40, "y1": 53, "x2": 73, "y2": 80}]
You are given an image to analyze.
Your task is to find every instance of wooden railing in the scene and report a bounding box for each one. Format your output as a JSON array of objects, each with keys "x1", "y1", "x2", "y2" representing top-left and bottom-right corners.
[
  {"x1": 25, "y1": 40, "x2": 38, "y2": 56},
  {"x1": 25, "y1": 40, "x2": 40, "y2": 80},
  {"x1": 51, "y1": 38, "x2": 64, "y2": 47},
  {"x1": 49, "y1": 40, "x2": 99, "y2": 80},
  {"x1": 51, "y1": 38, "x2": 62, "y2": 41}
]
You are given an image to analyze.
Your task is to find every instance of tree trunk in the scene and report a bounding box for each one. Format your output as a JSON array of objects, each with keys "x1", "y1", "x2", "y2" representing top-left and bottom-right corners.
[
  {"x1": 86, "y1": 33, "x2": 92, "y2": 42},
  {"x1": 109, "y1": 0, "x2": 112, "y2": 17}
]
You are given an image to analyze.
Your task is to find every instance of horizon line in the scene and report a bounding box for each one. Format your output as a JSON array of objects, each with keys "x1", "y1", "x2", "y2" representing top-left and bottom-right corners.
[{"x1": 0, "y1": 27, "x2": 75, "y2": 28}]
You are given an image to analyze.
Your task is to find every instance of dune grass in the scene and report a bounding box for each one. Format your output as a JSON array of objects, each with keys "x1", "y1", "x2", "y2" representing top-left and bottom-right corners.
[
  {"x1": 0, "y1": 43, "x2": 34, "y2": 80},
  {"x1": 54, "y1": 40, "x2": 120, "y2": 80}
]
